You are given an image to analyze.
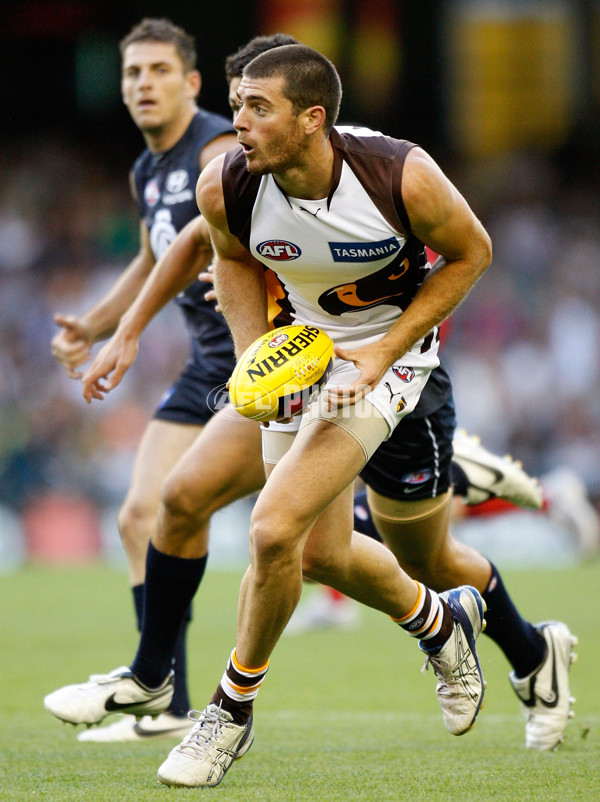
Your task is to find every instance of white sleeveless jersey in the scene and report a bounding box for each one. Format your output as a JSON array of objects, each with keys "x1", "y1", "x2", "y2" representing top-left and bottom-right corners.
[{"x1": 222, "y1": 126, "x2": 439, "y2": 369}]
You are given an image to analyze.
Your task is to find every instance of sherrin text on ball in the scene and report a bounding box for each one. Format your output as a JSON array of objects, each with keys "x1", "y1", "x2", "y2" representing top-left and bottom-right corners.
[{"x1": 229, "y1": 324, "x2": 334, "y2": 421}]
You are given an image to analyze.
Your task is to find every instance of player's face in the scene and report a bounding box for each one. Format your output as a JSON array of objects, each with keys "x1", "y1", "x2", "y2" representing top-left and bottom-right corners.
[
  {"x1": 121, "y1": 42, "x2": 199, "y2": 133},
  {"x1": 233, "y1": 75, "x2": 308, "y2": 176},
  {"x1": 228, "y1": 76, "x2": 242, "y2": 118}
]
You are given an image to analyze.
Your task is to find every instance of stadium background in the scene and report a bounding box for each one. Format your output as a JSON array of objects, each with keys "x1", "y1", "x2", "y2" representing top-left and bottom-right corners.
[{"x1": 1, "y1": 0, "x2": 599, "y2": 567}]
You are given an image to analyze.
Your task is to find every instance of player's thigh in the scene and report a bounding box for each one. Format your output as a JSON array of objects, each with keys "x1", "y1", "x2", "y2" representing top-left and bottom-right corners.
[
  {"x1": 363, "y1": 400, "x2": 455, "y2": 565},
  {"x1": 261, "y1": 418, "x2": 301, "y2": 480},
  {"x1": 126, "y1": 363, "x2": 223, "y2": 511},
  {"x1": 368, "y1": 486, "x2": 454, "y2": 568},
  {"x1": 125, "y1": 419, "x2": 202, "y2": 512},
  {"x1": 253, "y1": 414, "x2": 382, "y2": 545},
  {"x1": 301, "y1": 481, "x2": 356, "y2": 572},
  {"x1": 164, "y1": 405, "x2": 265, "y2": 512},
  {"x1": 360, "y1": 398, "x2": 455, "y2": 503}
]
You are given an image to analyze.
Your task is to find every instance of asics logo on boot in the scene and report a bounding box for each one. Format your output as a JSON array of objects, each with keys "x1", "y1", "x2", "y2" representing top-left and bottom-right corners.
[{"x1": 456, "y1": 635, "x2": 480, "y2": 704}]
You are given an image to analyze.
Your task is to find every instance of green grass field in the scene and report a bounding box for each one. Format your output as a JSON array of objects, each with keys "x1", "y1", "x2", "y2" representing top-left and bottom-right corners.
[{"x1": 1, "y1": 561, "x2": 599, "y2": 801}]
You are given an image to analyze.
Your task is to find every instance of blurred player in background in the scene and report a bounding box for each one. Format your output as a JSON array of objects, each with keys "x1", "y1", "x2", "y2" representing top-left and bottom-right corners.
[{"x1": 51, "y1": 17, "x2": 240, "y2": 741}]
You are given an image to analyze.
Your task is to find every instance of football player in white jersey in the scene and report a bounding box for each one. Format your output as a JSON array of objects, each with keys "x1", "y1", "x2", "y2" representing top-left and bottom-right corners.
[
  {"x1": 72, "y1": 44, "x2": 491, "y2": 787},
  {"x1": 154, "y1": 45, "x2": 492, "y2": 787},
  {"x1": 45, "y1": 38, "x2": 574, "y2": 776}
]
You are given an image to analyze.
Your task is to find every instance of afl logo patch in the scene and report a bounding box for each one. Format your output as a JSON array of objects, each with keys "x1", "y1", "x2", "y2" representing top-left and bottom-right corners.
[
  {"x1": 257, "y1": 240, "x2": 302, "y2": 261},
  {"x1": 268, "y1": 333, "x2": 289, "y2": 348},
  {"x1": 392, "y1": 366, "x2": 415, "y2": 383},
  {"x1": 165, "y1": 170, "x2": 189, "y2": 194},
  {"x1": 144, "y1": 179, "x2": 160, "y2": 207}
]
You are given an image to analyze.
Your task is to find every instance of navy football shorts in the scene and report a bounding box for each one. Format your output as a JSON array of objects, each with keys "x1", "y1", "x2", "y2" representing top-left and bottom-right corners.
[
  {"x1": 153, "y1": 360, "x2": 227, "y2": 426},
  {"x1": 359, "y1": 395, "x2": 456, "y2": 501}
]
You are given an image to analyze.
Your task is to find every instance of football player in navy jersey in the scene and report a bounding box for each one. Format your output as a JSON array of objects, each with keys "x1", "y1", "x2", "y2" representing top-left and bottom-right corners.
[
  {"x1": 50, "y1": 18, "x2": 241, "y2": 742},
  {"x1": 46, "y1": 35, "x2": 574, "y2": 770}
]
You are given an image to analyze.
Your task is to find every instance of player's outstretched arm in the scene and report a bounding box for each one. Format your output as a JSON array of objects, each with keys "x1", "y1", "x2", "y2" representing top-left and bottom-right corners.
[
  {"x1": 197, "y1": 155, "x2": 269, "y2": 356},
  {"x1": 116, "y1": 215, "x2": 213, "y2": 341},
  {"x1": 80, "y1": 327, "x2": 139, "y2": 403},
  {"x1": 51, "y1": 223, "x2": 157, "y2": 384},
  {"x1": 80, "y1": 216, "x2": 213, "y2": 403},
  {"x1": 326, "y1": 147, "x2": 492, "y2": 409},
  {"x1": 51, "y1": 314, "x2": 94, "y2": 379},
  {"x1": 51, "y1": 221, "x2": 157, "y2": 379}
]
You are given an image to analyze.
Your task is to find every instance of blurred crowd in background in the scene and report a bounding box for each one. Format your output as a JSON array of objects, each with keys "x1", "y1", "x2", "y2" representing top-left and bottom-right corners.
[
  {"x1": 1, "y1": 0, "x2": 599, "y2": 566},
  {"x1": 0, "y1": 136, "x2": 188, "y2": 565}
]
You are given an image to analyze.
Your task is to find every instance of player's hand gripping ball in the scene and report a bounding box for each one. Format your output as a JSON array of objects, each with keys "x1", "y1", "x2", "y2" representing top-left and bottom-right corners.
[{"x1": 229, "y1": 324, "x2": 334, "y2": 421}]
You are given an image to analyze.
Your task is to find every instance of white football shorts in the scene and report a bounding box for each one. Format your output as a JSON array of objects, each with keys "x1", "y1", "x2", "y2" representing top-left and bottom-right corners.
[{"x1": 262, "y1": 357, "x2": 432, "y2": 465}]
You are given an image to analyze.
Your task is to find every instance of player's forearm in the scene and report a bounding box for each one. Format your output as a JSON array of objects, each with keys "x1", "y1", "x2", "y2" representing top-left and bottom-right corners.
[
  {"x1": 213, "y1": 257, "x2": 269, "y2": 358},
  {"x1": 119, "y1": 221, "x2": 213, "y2": 339},
  {"x1": 395, "y1": 146, "x2": 491, "y2": 362},
  {"x1": 79, "y1": 252, "x2": 155, "y2": 342},
  {"x1": 380, "y1": 251, "x2": 491, "y2": 364}
]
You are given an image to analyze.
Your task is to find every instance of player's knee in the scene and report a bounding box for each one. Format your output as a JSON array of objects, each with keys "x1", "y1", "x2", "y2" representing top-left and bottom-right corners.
[
  {"x1": 160, "y1": 471, "x2": 209, "y2": 528},
  {"x1": 249, "y1": 509, "x2": 300, "y2": 568},
  {"x1": 117, "y1": 498, "x2": 155, "y2": 546}
]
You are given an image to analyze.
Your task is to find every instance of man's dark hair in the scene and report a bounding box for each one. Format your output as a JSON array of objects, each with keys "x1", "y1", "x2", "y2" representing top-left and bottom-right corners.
[
  {"x1": 225, "y1": 33, "x2": 299, "y2": 81},
  {"x1": 243, "y1": 44, "x2": 342, "y2": 135},
  {"x1": 119, "y1": 18, "x2": 197, "y2": 73}
]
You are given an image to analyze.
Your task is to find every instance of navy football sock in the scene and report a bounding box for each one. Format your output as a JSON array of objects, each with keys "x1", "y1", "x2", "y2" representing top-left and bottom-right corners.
[
  {"x1": 132, "y1": 583, "x2": 144, "y2": 630},
  {"x1": 482, "y1": 562, "x2": 546, "y2": 678},
  {"x1": 132, "y1": 581, "x2": 192, "y2": 715},
  {"x1": 131, "y1": 543, "x2": 207, "y2": 689},
  {"x1": 169, "y1": 605, "x2": 193, "y2": 716}
]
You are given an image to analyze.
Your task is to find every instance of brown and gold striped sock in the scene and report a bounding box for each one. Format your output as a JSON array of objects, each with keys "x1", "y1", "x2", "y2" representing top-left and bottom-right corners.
[
  {"x1": 210, "y1": 648, "x2": 269, "y2": 725},
  {"x1": 392, "y1": 581, "x2": 453, "y2": 652}
]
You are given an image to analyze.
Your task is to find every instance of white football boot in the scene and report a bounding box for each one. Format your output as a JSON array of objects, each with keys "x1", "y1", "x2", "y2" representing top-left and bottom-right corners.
[
  {"x1": 157, "y1": 704, "x2": 254, "y2": 788},
  {"x1": 420, "y1": 586, "x2": 487, "y2": 735},
  {"x1": 77, "y1": 711, "x2": 191, "y2": 742},
  {"x1": 452, "y1": 429, "x2": 543, "y2": 509},
  {"x1": 509, "y1": 621, "x2": 578, "y2": 750},
  {"x1": 44, "y1": 666, "x2": 173, "y2": 726}
]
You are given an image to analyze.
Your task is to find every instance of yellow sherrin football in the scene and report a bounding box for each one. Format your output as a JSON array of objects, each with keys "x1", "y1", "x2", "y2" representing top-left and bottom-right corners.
[{"x1": 229, "y1": 324, "x2": 334, "y2": 421}]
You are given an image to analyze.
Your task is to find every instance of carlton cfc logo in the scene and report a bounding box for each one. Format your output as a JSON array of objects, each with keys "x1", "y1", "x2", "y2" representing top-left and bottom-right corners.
[
  {"x1": 268, "y1": 333, "x2": 289, "y2": 348},
  {"x1": 257, "y1": 240, "x2": 302, "y2": 260}
]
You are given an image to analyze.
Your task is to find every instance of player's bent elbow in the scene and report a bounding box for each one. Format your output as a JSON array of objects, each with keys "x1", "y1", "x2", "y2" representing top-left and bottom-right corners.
[{"x1": 477, "y1": 229, "x2": 493, "y2": 275}]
